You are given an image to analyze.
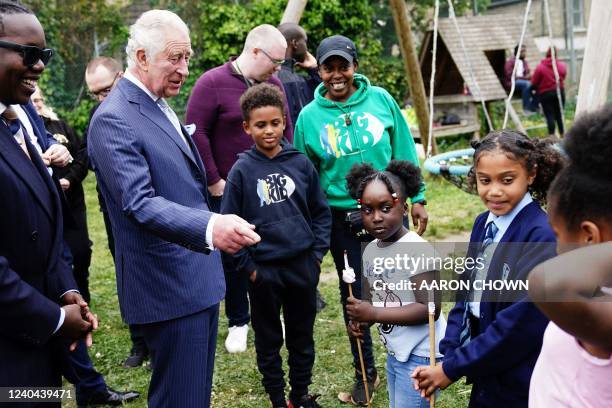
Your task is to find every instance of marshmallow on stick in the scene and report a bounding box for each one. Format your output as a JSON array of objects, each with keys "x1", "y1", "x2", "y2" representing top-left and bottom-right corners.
[{"x1": 342, "y1": 250, "x2": 356, "y2": 284}]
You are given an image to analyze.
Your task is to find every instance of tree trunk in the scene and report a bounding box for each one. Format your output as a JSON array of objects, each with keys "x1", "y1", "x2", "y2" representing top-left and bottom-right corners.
[
  {"x1": 389, "y1": 0, "x2": 437, "y2": 155},
  {"x1": 575, "y1": 0, "x2": 612, "y2": 116},
  {"x1": 281, "y1": 0, "x2": 308, "y2": 24}
]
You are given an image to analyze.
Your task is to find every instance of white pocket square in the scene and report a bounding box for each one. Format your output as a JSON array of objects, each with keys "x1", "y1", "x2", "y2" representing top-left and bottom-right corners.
[{"x1": 185, "y1": 124, "x2": 196, "y2": 136}]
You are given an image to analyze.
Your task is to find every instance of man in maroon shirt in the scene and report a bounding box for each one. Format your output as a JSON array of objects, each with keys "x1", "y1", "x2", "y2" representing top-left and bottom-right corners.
[{"x1": 186, "y1": 24, "x2": 292, "y2": 354}]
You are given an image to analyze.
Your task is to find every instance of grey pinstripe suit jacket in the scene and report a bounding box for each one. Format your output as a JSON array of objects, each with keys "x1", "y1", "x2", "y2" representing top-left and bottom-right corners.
[{"x1": 88, "y1": 78, "x2": 224, "y2": 324}]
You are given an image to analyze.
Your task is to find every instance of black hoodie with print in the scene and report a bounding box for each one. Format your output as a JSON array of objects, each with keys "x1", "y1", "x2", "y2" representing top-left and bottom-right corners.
[{"x1": 220, "y1": 143, "x2": 331, "y2": 275}]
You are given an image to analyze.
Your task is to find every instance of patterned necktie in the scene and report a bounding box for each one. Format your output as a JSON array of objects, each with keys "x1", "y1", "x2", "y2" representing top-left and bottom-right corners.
[
  {"x1": 157, "y1": 98, "x2": 188, "y2": 145},
  {"x1": 2, "y1": 107, "x2": 30, "y2": 159},
  {"x1": 481, "y1": 221, "x2": 498, "y2": 253}
]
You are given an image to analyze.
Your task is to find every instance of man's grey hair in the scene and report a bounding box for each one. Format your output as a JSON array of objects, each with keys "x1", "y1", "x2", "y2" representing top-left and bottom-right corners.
[
  {"x1": 126, "y1": 9, "x2": 189, "y2": 69},
  {"x1": 242, "y1": 24, "x2": 287, "y2": 53}
]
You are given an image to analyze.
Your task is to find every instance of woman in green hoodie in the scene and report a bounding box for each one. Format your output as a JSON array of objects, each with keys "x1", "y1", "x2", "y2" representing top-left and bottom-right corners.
[{"x1": 294, "y1": 35, "x2": 428, "y2": 406}]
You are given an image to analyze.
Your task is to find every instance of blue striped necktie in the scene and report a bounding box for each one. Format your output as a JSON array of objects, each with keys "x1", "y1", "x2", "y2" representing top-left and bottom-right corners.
[{"x1": 481, "y1": 221, "x2": 498, "y2": 253}]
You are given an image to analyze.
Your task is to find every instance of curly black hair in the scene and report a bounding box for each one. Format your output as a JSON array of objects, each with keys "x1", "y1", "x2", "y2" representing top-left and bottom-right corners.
[
  {"x1": 548, "y1": 103, "x2": 612, "y2": 229},
  {"x1": 0, "y1": 1, "x2": 32, "y2": 37},
  {"x1": 345, "y1": 160, "x2": 422, "y2": 203},
  {"x1": 467, "y1": 129, "x2": 566, "y2": 204},
  {"x1": 239, "y1": 83, "x2": 285, "y2": 122}
]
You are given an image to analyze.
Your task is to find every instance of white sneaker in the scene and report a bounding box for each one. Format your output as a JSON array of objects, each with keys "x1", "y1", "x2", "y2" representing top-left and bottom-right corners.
[{"x1": 225, "y1": 324, "x2": 248, "y2": 353}]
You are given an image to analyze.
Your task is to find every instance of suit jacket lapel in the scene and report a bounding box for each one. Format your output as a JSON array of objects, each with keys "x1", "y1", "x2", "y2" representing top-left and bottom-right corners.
[
  {"x1": 184, "y1": 128, "x2": 206, "y2": 175},
  {"x1": 0, "y1": 125, "x2": 54, "y2": 220},
  {"x1": 120, "y1": 80, "x2": 199, "y2": 167}
]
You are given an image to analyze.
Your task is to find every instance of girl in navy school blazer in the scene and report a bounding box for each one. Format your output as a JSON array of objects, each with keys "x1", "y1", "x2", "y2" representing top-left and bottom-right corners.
[{"x1": 412, "y1": 130, "x2": 566, "y2": 407}]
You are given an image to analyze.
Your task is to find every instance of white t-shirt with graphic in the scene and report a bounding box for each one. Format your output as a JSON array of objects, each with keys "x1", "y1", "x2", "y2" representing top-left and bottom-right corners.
[{"x1": 362, "y1": 231, "x2": 447, "y2": 362}]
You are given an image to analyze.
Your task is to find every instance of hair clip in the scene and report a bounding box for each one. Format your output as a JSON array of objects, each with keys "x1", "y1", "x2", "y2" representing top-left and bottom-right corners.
[
  {"x1": 470, "y1": 139, "x2": 482, "y2": 149},
  {"x1": 391, "y1": 192, "x2": 399, "y2": 202}
]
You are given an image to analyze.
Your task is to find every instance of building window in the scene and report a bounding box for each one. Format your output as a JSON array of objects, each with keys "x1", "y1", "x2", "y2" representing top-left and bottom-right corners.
[{"x1": 572, "y1": 0, "x2": 585, "y2": 28}]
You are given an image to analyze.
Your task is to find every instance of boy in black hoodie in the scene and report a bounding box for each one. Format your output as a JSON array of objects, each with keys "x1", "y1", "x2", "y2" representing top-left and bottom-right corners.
[{"x1": 221, "y1": 83, "x2": 331, "y2": 408}]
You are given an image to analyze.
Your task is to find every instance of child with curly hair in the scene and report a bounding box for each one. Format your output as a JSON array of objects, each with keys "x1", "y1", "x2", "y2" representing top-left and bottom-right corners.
[
  {"x1": 529, "y1": 104, "x2": 612, "y2": 407},
  {"x1": 412, "y1": 130, "x2": 565, "y2": 407},
  {"x1": 221, "y1": 83, "x2": 331, "y2": 408},
  {"x1": 345, "y1": 160, "x2": 446, "y2": 408}
]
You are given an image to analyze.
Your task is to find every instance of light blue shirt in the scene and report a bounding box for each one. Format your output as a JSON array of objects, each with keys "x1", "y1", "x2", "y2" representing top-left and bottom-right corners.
[
  {"x1": 469, "y1": 192, "x2": 533, "y2": 316},
  {"x1": 484, "y1": 192, "x2": 533, "y2": 244}
]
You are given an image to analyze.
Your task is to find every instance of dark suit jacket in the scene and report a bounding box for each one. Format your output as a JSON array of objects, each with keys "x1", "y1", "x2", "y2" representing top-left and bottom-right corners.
[
  {"x1": 88, "y1": 78, "x2": 224, "y2": 325},
  {"x1": 42, "y1": 116, "x2": 88, "y2": 213},
  {"x1": 0, "y1": 103, "x2": 77, "y2": 387}
]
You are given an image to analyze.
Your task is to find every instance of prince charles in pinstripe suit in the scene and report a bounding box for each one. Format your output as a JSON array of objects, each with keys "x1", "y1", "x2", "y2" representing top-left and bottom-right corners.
[{"x1": 88, "y1": 10, "x2": 260, "y2": 407}]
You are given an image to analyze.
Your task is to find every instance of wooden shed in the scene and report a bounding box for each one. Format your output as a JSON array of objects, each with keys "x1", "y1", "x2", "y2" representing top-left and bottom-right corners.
[{"x1": 415, "y1": 13, "x2": 539, "y2": 137}]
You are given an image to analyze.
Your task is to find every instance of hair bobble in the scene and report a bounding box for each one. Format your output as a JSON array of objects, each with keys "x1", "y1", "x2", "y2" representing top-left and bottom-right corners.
[
  {"x1": 516, "y1": 139, "x2": 534, "y2": 149},
  {"x1": 391, "y1": 192, "x2": 399, "y2": 202}
]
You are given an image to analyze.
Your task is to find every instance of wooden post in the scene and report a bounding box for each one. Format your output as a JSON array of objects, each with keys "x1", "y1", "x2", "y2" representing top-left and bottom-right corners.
[
  {"x1": 281, "y1": 0, "x2": 308, "y2": 24},
  {"x1": 389, "y1": 0, "x2": 437, "y2": 155},
  {"x1": 575, "y1": 0, "x2": 612, "y2": 116}
]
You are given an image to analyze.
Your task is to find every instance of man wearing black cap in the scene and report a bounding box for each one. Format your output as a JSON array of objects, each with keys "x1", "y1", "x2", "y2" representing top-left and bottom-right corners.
[{"x1": 294, "y1": 34, "x2": 429, "y2": 406}]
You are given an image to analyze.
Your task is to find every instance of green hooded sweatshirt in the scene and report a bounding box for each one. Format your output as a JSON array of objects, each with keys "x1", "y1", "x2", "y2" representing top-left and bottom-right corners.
[{"x1": 294, "y1": 73, "x2": 425, "y2": 210}]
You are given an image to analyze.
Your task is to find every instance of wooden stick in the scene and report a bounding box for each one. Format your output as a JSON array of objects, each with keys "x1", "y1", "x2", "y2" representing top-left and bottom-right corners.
[
  {"x1": 348, "y1": 283, "x2": 371, "y2": 408},
  {"x1": 428, "y1": 293, "x2": 436, "y2": 408}
]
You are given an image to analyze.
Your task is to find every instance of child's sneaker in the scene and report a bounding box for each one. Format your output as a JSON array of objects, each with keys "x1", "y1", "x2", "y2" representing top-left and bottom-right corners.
[{"x1": 288, "y1": 394, "x2": 321, "y2": 408}]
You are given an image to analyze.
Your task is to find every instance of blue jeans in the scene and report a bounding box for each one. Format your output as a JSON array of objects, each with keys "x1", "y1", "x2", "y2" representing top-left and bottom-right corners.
[
  {"x1": 386, "y1": 353, "x2": 440, "y2": 408},
  {"x1": 514, "y1": 79, "x2": 538, "y2": 112}
]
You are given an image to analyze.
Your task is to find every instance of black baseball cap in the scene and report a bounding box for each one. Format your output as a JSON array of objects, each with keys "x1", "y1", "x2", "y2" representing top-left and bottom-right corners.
[{"x1": 316, "y1": 35, "x2": 357, "y2": 65}]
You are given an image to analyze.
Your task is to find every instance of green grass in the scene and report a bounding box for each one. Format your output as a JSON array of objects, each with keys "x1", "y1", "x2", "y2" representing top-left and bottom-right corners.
[{"x1": 72, "y1": 173, "x2": 482, "y2": 407}]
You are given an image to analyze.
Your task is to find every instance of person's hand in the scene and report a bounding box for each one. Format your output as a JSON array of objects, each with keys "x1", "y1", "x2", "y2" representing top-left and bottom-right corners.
[
  {"x1": 42, "y1": 144, "x2": 73, "y2": 167},
  {"x1": 296, "y1": 51, "x2": 317, "y2": 69},
  {"x1": 347, "y1": 320, "x2": 367, "y2": 340},
  {"x1": 411, "y1": 202, "x2": 429, "y2": 236},
  {"x1": 213, "y1": 214, "x2": 261, "y2": 254},
  {"x1": 346, "y1": 296, "x2": 376, "y2": 323},
  {"x1": 411, "y1": 364, "x2": 453, "y2": 400},
  {"x1": 59, "y1": 304, "x2": 92, "y2": 351},
  {"x1": 59, "y1": 178, "x2": 71, "y2": 191},
  {"x1": 208, "y1": 179, "x2": 226, "y2": 197},
  {"x1": 61, "y1": 292, "x2": 98, "y2": 349},
  {"x1": 249, "y1": 270, "x2": 257, "y2": 283}
]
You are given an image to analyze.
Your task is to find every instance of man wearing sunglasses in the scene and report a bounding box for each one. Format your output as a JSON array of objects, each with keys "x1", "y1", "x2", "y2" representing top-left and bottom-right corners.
[
  {"x1": 0, "y1": 0, "x2": 97, "y2": 390},
  {"x1": 185, "y1": 23, "x2": 293, "y2": 355}
]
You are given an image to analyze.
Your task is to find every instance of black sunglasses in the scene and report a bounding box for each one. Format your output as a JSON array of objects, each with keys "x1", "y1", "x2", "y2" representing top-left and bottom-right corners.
[{"x1": 0, "y1": 40, "x2": 53, "y2": 67}]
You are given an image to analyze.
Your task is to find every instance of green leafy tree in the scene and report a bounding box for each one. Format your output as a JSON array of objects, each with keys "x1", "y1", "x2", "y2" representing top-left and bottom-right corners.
[
  {"x1": 25, "y1": 0, "x2": 127, "y2": 134},
  {"x1": 23, "y1": 0, "x2": 491, "y2": 130}
]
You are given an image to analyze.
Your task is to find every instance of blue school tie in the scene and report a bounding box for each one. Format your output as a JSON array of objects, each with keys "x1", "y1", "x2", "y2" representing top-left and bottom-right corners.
[
  {"x1": 481, "y1": 221, "x2": 498, "y2": 254},
  {"x1": 459, "y1": 220, "x2": 499, "y2": 346}
]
